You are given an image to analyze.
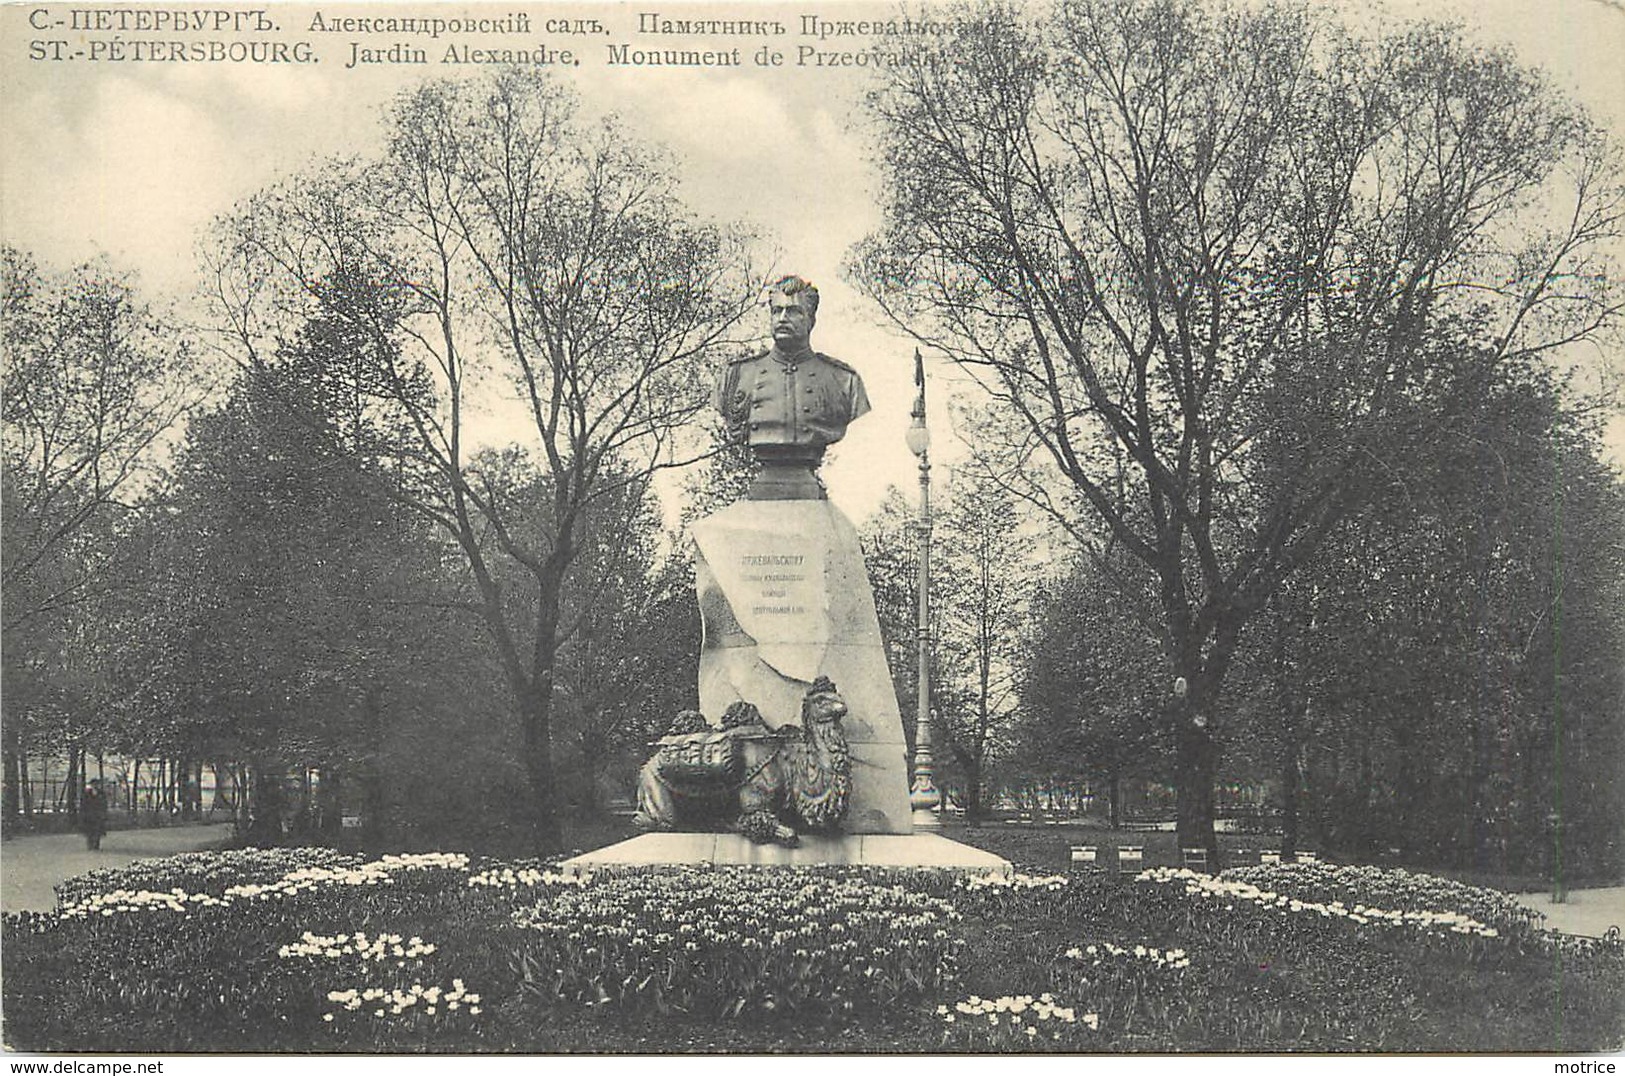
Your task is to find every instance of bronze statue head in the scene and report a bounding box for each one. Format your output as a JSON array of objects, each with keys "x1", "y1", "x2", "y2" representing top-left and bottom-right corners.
[{"x1": 768, "y1": 275, "x2": 818, "y2": 352}]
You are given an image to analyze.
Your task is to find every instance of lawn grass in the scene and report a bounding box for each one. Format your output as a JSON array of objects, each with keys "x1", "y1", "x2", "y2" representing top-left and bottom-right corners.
[
  {"x1": 3, "y1": 833, "x2": 1620, "y2": 1054},
  {"x1": 945, "y1": 820, "x2": 1587, "y2": 893},
  {"x1": 952, "y1": 819, "x2": 1277, "y2": 872}
]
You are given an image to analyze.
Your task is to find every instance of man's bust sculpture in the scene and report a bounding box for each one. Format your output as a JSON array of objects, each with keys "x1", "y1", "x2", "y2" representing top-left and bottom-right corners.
[{"x1": 713, "y1": 275, "x2": 871, "y2": 499}]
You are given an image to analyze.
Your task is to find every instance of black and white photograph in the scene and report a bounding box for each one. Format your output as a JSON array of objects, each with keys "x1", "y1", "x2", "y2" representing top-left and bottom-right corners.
[{"x1": 2, "y1": 0, "x2": 1622, "y2": 1065}]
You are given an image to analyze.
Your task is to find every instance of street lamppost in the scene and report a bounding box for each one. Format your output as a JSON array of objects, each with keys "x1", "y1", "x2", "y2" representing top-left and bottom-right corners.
[{"x1": 906, "y1": 349, "x2": 942, "y2": 830}]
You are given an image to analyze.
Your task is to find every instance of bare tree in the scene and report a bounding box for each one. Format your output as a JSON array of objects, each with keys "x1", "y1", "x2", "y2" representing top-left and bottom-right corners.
[
  {"x1": 854, "y1": 0, "x2": 1624, "y2": 857},
  {"x1": 207, "y1": 71, "x2": 758, "y2": 849},
  {"x1": 2, "y1": 247, "x2": 201, "y2": 632},
  {"x1": 1, "y1": 247, "x2": 203, "y2": 824},
  {"x1": 933, "y1": 467, "x2": 1034, "y2": 820}
]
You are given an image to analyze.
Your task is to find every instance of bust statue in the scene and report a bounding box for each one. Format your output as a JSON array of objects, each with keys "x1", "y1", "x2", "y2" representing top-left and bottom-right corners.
[{"x1": 713, "y1": 275, "x2": 871, "y2": 498}]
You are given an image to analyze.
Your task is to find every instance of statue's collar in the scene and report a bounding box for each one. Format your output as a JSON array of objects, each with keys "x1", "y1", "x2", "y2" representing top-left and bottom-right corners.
[{"x1": 770, "y1": 345, "x2": 813, "y2": 366}]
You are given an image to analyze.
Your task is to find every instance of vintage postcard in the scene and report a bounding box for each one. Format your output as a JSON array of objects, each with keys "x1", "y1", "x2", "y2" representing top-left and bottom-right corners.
[{"x1": 2, "y1": 0, "x2": 1621, "y2": 1067}]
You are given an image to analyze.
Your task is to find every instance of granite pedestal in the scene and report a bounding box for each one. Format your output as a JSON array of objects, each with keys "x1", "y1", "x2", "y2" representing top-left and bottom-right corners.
[
  {"x1": 588, "y1": 480, "x2": 1009, "y2": 876},
  {"x1": 691, "y1": 495, "x2": 912, "y2": 833},
  {"x1": 559, "y1": 832, "x2": 1013, "y2": 877}
]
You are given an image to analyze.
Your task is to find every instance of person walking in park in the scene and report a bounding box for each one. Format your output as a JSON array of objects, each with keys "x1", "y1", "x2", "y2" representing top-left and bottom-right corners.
[{"x1": 79, "y1": 779, "x2": 108, "y2": 851}]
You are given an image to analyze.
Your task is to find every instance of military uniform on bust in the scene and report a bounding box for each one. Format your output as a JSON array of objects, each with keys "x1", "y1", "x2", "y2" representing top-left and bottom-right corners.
[
  {"x1": 712, "y1": 275, "x2": 872, "y2": 500},
  {"x1": 716, "y1": 348, "x2": 870, "y2": 452}
]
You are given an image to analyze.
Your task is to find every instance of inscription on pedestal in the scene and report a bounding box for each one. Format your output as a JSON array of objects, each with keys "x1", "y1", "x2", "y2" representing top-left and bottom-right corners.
[
  {"x1": 697, "y1": 532, "x2": 829, "y2": 683},
  {"x1": 740, "y1": 553, "x2": 813, "y2": 618},
  {"x1": 691, "y1": 500, "x2": 910, "y2": 831}
]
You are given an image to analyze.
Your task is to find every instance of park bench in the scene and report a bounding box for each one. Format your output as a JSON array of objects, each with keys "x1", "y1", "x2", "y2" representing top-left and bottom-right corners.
[
  {"x1": 1117, "y1": 845, "x2": 1144, "y2": 875},
  {"x1": 1181, "y1": 846, "x2": 1209, "y2": 871},
  {"x1": 1069, "y1": 844, "x2": 1099, "y2": 870},
  {"x1": 1260, "y1": 849, "x2": 1283, "y2": 865}
]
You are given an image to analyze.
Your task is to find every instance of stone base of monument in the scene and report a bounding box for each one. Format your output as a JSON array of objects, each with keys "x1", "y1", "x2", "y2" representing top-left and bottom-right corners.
[{"x1": 558, "y1": 832, "x2": 1013, "y2": 878}]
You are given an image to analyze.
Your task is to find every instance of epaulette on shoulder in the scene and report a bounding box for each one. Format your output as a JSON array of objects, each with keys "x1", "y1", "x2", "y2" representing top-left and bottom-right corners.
[
  {"x1": 728, "y1": 350, "x2": 768, "y2": 365},
  {"x1": 816, "y1": 352, "x2": 857, "y2": 373}
]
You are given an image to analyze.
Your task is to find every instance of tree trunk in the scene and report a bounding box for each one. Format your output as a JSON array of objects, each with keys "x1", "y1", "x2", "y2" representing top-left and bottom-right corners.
[
  {"x1": 155, "y1": 758, "x2": 168, "y2": 822},
  {"x1": 1358, "y1": 743, "x2": 1376, "y2": 861},
  {"x1": 521, "y1": 680, "x2": 564, "y2": 853},
  {"x1": 318, "y1": 768, "x2": 341, "y2": 837},
  {"x1": 249, "y1": 766, "x2": 282, "y2": 844},
  {"x1": 175, "y1": 758, "x2": 190, "y2": 820},
  {"x1": 296, "y1": 768, "x2": 312, "y2": 836},
  {"x1": 176, "y1": 758, "x2": 192, "y2": 818},
  {"x1": 236, "y1": 763, "x2": 251, "y2": 834},
  {"x1": 975, "y1": 644, "x2": 992, "y2": 822},
  {"x1": 517, "y1": 568, "x2": 568, "y2": 855},
  {"x1": 1281, "y1": 746, "x2": 1301, "y2": 857},
  {"x1": 362, "y1": 686, "x2": 387, "y2": 849},
  {"x1": 211, "y1": 759, "x2": 234, "y2": 813},
  {"x1": 1175, "y1": 720, "x2": 1219, "y2": 866},
  {"x1": 577, "y1": 730, "x2": 607, "y2": 817},
  {"x1": 1165, "y1": 605, "x2": 1227, "y2": 868},
  {"x1": 2, "y1": 722, "x2": 21, "y2": 826},
  {"x1": 1271, "y1": 594, "x2": 1305, "y2": 859},
  {"x1": 964, "y1": 757, "x2": 983, "y2": 823},
  {"x1": 66, "y1": 745, "x2": 82, "y2": 822}
]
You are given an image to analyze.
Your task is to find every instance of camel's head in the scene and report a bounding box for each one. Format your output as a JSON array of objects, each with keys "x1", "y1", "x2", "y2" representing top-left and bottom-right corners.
[{"x1": 801, "y1": 677, "x2": 848, "y2": 727}]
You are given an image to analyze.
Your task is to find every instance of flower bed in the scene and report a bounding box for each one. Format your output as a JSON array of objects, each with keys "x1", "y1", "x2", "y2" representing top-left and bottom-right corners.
[
  {"x1": 53, "y1": 847, "x2": 362, "y2": 907},
  {"x1": 936, "y1": 993, "x2": 1098, "y2": 1050},
  {"x1": 952, "y1": 869, "x2": 1120, "y2": 923},
  {"x1": 4, "y1": 845, "x2": 1621, "y2": 1053},
  {"x1": 1217, "y1": 861, "x2": 1546, "y2": 938},
  {"x1": 277, "y1": 925, "x2": 488, "y2": 1046},
  {"x1": 511, "y1": 866, "x2": 964, "y2": 1019},
  {"x1": 1051, "y1": 938, "x2": 1197, "y2": 1037},
  {"x1": 50, "y1": 851, "x2": 474, "y2": 923},
  {"x1": 1139, "y1": 866, "x2": 1507, "y2": 939},
  {"x1": 467, "y1": 862, "x2": 589, "y2": 892},
  {"x1": 4, "y1": 848, "x2": 506, "y2": 1052}
]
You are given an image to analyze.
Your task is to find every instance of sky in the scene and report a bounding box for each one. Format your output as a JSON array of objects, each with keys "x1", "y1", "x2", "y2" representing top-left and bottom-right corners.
[{"x1": 3, "y1": 0, "x2": 1623, "y2": 524}]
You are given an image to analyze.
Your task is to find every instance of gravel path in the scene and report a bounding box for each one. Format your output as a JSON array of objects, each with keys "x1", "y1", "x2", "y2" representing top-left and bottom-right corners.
[
  {"x1": 1, "y1": 822, "x2": 233, "y2": 913},
  {"x1": 1513, "y1": 886, "x2": 1625, "y2": 939}
]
